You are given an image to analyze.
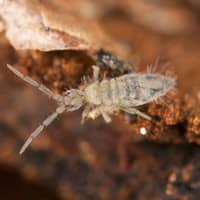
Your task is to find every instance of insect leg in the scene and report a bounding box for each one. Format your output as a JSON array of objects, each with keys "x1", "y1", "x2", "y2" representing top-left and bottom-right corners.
[
  {"x1": 101, "y1": 111, "x2": 112, "y2": 123},
  {"x1": 7, "y1": 64, "x2": 63, "y2": 102},
  {"x1": 87, "y1": 107, "x2": 101, "y2": 120},
  {"x1": 19, "y1": 105, "x2": 66, "y2": 154},
  {"x1": 122, "y1": 107, "x2": 152, "y2": 121},
  {"x1": 81, "y1": 104, "x2": 92, "y2": 124},
  {"x1": 92, "y1": 65, "x2": 100, "y2": 81},
  {"x1": 87, "y1": 106, "x2": 112, "y2": 123}
]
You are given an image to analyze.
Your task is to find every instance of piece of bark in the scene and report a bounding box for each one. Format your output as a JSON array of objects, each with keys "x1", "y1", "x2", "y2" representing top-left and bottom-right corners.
[{"x1": 0, "y1": 0, "x2": 118, "y2": 53}]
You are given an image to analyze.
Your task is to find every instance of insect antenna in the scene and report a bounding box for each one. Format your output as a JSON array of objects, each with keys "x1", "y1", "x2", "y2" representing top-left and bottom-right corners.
[
  {"x1": 7, "y1": 64, "x2": 63, "y2": 103},
  {"x1": 19, "y1": 105, "x2": 66, "y2": 154}
]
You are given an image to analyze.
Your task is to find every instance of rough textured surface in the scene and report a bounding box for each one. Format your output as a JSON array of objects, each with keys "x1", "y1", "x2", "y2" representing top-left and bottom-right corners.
[
  {"x1": 0, "y1": 0, "x2": 118, "y2": 53},
  {"x1": 1, "y1": 1, "x2": 200, "y2": 200}
]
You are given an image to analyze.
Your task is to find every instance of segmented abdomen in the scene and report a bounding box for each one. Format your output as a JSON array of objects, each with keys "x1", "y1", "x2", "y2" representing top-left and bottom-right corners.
[
  {"x1": 99, "y1": 75, "x2": 138, "y2": 107},
  {"x1": 98, "y1": 72, "x2": 174, "y2": 108}
]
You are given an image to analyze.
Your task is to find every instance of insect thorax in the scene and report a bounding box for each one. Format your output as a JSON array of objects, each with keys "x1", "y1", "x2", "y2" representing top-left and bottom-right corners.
[
  {"x1": 64, "y1": 89, "x2": 84, "y2": 111},
  {"x1": 84, "y1": 82, "x2": 101, "y2": 105}
]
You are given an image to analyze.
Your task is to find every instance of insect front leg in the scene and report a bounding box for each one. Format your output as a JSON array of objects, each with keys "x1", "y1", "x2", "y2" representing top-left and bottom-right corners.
[
  {"x1": 19, "y1": 105, "x2": 66, "y2": 154},
  {"x1": 122, "y1": 107, "x2": 152, "y2": 121}
]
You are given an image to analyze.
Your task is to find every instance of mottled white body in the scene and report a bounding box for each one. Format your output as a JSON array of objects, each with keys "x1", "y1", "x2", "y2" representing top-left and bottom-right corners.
[
  {"x1": 85, "y1": 73, "x2": 174, "y2": 111},
  {"x1": 7, "y1": 64, "x2": 175, "y2": 154}
]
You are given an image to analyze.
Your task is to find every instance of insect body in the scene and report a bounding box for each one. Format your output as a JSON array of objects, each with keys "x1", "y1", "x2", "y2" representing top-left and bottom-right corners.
[{"x1": 7, "y1": 64, "x2": 175, "y2": 154}]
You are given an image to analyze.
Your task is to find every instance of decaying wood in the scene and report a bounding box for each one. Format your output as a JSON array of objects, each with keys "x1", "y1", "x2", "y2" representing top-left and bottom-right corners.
[{"x1": 0, "y1": 0, "x2": 120, "y2": 53}]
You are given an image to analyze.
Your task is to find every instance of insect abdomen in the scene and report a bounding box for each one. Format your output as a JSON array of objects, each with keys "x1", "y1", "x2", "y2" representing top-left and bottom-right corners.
[
  {"x1": 115, "y1": 76, "x2": 137, "y2": 107},
  {"x1": 99, "y1": 79, "x2": 113, "y2": 106},
  {"x1": 98, "y1": 73, "x2": 175, "y2": 107},
  {"x1": 99, "y1": 77, "x2": 134, "y2": 107},
  {"x1": 115, "y1": 73, "x2": 175, "y2": 107}
]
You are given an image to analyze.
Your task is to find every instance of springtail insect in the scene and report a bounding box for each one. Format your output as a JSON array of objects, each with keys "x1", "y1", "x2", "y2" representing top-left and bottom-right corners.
[{"x1": 7, "y1": 64, "x2": 175, "y2": 154}]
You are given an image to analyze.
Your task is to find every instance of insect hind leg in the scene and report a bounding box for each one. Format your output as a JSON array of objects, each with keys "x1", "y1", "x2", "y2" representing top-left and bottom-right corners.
[
  {"x1": 7, "y1": 64, "x2": 63, "y2": 102},
  {"x1": 122, "y1": 107, "x2": 152, "y2": 121},
  {"x1": 19, "y1": 105, "x2": 66, "y2": 154}
]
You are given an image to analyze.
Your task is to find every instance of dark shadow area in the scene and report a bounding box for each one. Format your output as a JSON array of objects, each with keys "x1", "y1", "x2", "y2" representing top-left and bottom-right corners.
[{"x1": 0, "y1": 165, "x2": 61, "y2": 200}]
